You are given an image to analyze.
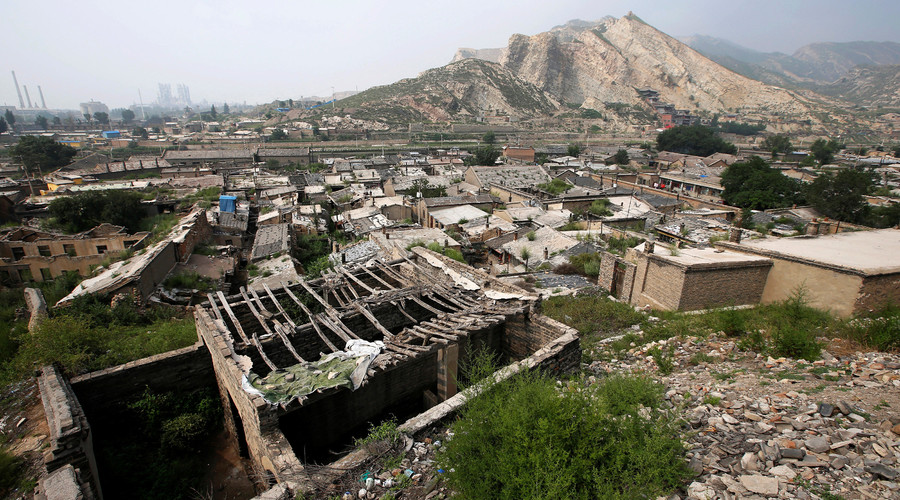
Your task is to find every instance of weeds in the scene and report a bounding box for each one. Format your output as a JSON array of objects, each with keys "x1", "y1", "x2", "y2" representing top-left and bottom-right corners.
[
  {"x1": 649, "y1": 346, "x2": 675, "y2": 375},
  {"x1": 688, "y1": 352, "x2": 714, "y2": 366},
  {"x1": 703, "y1": 396, "x2": 722, "y2": 406}
]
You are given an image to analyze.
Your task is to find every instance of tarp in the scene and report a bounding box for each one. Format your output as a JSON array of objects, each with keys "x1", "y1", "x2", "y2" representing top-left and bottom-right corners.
[{"x1": 246, "y1": 339, "x2": 384, "y2": 405}]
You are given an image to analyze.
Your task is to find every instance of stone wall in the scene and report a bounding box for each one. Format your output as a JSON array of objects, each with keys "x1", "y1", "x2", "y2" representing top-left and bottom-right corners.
[
  {"x1": 677, "y1": 264, "x2": 772, "y2": 311},
  {"x1": 856, "y1": 273, "x2": 900, "y2": 315},
  {"x1": 38, "y1": 366, "x2": 102, "y2": 499},
  {"x1": 635, "y1": 258, "x2": 685, "y2": 310},
  {"x1": 70, "y1": 340, "x2": 213, "y2": 419},
  {"x1": 597, "y1": 251, "x2": 616, "y2": 292}
]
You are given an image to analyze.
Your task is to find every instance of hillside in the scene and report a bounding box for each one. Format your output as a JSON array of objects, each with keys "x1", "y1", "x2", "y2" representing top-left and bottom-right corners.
[
  {"x1": 682, "y1": 36, "x2": 900, "y2": 87},
  {"x1": 820, "y1": 64, "x2": 900, "y2": 107},
  {"x1": 498, "y1": 15, "x2": 810, "y2": 116},
  {"x1": 335, "y1": 58, "x2": 559, "y2": 123}
]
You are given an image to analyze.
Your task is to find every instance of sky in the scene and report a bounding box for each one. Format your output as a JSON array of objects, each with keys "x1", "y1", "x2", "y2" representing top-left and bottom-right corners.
[{"x1": 3, "y1": 0, "x2": 899, "y2": 111}]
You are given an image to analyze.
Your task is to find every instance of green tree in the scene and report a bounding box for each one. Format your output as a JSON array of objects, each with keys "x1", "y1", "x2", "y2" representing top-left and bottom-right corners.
[
  {"x1": 656, "y1": 125, "x2": 737, "y2": 156},
  {"x1": 613, "y1": 149, "x2": 629, "y2": 165},
  {"x1": 52, "y1": 116, "x2": 61, "y2": 126},
  {"x1": 761, "y1": 135, "x2": 792, "y2": 158},
  {"x1": 35, "y1": 115, "x2": 49, "y2": 129},
  {"x1": 121, "y1": 109, "x2": 135, "y2": 123},
  {"x1": 720, "y1": 156, "x2": 803, "y2": 209},
  {"x1": 133, "y1": 127, "x2": 149, "y2": 140},
  {"x1": 210, "y1": 105, "x2": 217, "y2": 119},
  {"x1": 49, "y1": 190, "x2": 147, "y2": 232},
  {"x1": 93, "y1": 112, "x2": 109, "y2": 126},
  {"x1": 0, "y1": 117, "x2": 7, "y2": 134},
  {"x1": 9, "y1": 136, "x2": 77, "y2": 174},
  {"x1": 568, "y1": 144, "x2": 581, "y2": 157},
  {"x1": 464, "y1": 146, "x2": 501, "y2": 166},
  {"x1": 269, "y1": 128, "x2": 288, "y2": 141},
  {"x1": 810, "y1": 139, "x2": 841, "y2": 165},
  {"x1": 519, "y1": 247, "x2": 531, "y2": 272},
  {"x1": 804, "y1": 169, "x2": 875, "y2": 223},
  {"x1": 222, "y1": 102, "x2": 230, "y2": 114},
  {"x1": 482, "y1": 131, "x2": 496, "y2": 144},
  {"x1": 4, "y1": 109, "x2": 15, "y2": 129}
]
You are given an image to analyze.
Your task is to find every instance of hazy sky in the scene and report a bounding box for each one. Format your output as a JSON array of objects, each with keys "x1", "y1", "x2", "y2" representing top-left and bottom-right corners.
[{"x1": 3, "y1": 0, "x2": 899, "y2": 110}]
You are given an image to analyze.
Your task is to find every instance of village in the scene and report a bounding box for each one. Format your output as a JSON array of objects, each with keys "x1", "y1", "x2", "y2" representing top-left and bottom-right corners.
[{"x1": 0, "y1": 110, "x2": 899, "y2": 500}]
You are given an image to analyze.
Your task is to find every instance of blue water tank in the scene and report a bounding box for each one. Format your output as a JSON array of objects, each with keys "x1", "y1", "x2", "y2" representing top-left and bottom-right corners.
[{"x1": 219, "y1": 195, "x2": 237, "y2": 213}]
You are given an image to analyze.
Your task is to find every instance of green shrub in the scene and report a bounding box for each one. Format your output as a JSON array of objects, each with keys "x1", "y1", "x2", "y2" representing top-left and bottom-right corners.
[
  {"x1": 649, "y1": 346, "x2": 675, "y2": 375},
  {"x1": 526, "y1": 231, "x2": 536, "y2": 241},
  {"x1": 772, "y1": 326, "x2": 821, "y2": 361},
  {"x1": 542, "y1": 294, "x2": 644, "y2": 337},
  {"x1": 715, "y1": 307, "x2": 747, "y2": 336},
  {"x1": 438, "y1": 371, "x2": 687, "y2": 499},
  {"x1": 839, "y1": 304, "x2": 900, "y2": 351},
  {"x1": 0, "y1": 446, "x2": 23, "y2": 495},
  {"x1": 163, "y1": 271, "x2": 214, "y2": 292},
  {"x1": 567, "y1": 252, "x2": 602, "y2": 277}
]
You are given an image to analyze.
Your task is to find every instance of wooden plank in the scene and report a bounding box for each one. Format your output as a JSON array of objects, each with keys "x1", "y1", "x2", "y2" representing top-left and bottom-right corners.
[
  {"x1": 376, "y1": 261, "x2": 414, "y2": 287},
  {"x1": 391, "y1": 301, "x2": 418, "y2": 324},
  {"x1": 248, "y1": 287, "x2": 272, "y2": 315},
  {"x1": 336, "y1": 284, "x2": 354, "y2": 304},
  {"x1": 297, "y1": 279, "x2": 331, "y2": 309},
  {"x1": 409, "y1": 295, "x2": 444, "y2": 315},
  {"x1": 262, "y1": 284, "x2": 297, "y2": 329},
  {"x1": 360, "y1": 265, "x2": 395, "y2": 290},
  {"x1": 341, "y1": 267, "x2": 376, "y2": 294},
  {"x1": 241, "y1": 287, "x2": 303, "y2": 365},
  {"x1": 216, "y1": 291, "x2": 251, "y2": 345},
  {"x1": 314, "y1": 313, "x2": 351, "y2": 342},
  {"x1": 279, "y1": 282, "x2": 340, "y2": 352},
  {"x1": 206, "y1": 293, "x2": 225, "y2": 323},
  {"x1": 351, "y1": 303, "x2": 394, "y2": 340}
]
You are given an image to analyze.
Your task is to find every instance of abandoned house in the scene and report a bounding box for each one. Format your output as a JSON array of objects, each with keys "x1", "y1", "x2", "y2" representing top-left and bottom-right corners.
[
  {"x1": 0, "y1": 224, "x2": 150, "y2": 284},
  {"x1": 194, "y1": 247, "x2": 580, "y2": 488}
]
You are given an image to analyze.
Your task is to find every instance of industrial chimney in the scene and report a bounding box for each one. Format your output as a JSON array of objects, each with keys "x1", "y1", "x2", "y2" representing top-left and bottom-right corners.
[
  {"x1": 37, "y1": 86, "x2": 47, "y2": 109},
  {"x1": 11, "y1": 71, "x2": 25, "y2": 109},
  {"x1": 23, "y1": 85, "x2": 33, "y2": 109}
]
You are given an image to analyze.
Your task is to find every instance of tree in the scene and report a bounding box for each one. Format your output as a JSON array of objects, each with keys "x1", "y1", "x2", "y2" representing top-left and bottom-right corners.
[
  {"x1": 4, "y1": 109, "x2": 16, "y2": 129},
  {"x1": 222, "y1": 102, "x2": 230, "y2": 114},
  {"x1": 567, "y1": 144, "x2": 581, "y2": 157},
  {"x1": 519, "y1": 247, "x2": 531, "y2": 272},
  {"x1": 52, "y1": 116, "x2": 61, "y2": 126},
  {"x1": 656, "y1": 125, "x2": 737, "y2": 156},
  {"x1": 121, "y1": 109, "x2": 135, "y2": 124},
  {"x1": 613, "y1": 149, "x2": 630, "y2": 165},
  {"x1": 133, "y1": 127, "x2": 149, "y2": 140},
  {"x1": 9, "y1": 136, "x2": 77, "y2": 174},
  {"x1": 761, "y1": 135, "x2": 793, "y2": 158},
  {"x1": 93, "y1": 112, "x2": 109, "y2": 125},
  {"x1": 35, "y1": 115, "x2": 49, "y2": 129},
  {"x1": 810, "y1": 139, "x2": 841, "y2": 165},
  {"x1": 210, "y1": 105, "x2": 217, "y2": 119},
  {"x1": 892, "y1": 144, "x2": 900, "y2": 158},
  {"x1": 49, "y1": 190, "x2": 146, "y2": 233},
  {"x1": 0, "y1": 117, "x2": 7, "y2": 134},
  {"x1": 482, "y1": 131, "x2": 496, "y2": 144},
  {"x1": 804, "y1": 169, "x2": 875, "y2": 223},
  {"x1": 464, "y1": 146, "x2": 501, "y2": 166},
  {"x1": 269, "y1": 128, "x2": 288, "y2": 141},
  {"x1": 720, "y1": 156, "x2": 803, "y2": 209},
  {"x1": 83, "y1": 113, "x2": 92, "y2": 124}
]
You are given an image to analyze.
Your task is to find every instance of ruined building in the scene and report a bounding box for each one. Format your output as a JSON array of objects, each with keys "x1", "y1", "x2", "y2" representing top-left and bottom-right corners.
[{"x1": 194, "y1": 247, "x2": 580, "y2": 488}]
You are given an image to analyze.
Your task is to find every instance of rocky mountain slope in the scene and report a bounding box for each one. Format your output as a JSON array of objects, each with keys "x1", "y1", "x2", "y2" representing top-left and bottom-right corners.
[
  {"x1": 820, "y1": 64, "x2": 900, "y2": 107},
  {"x1": 335, "y1": 58, "x2": 559, "y2": 123},
  {"x1": 496, "y1": 15, "x2": 810, "y2": 116},
  {"x1": 682, "y1": 36, "x2": 900, "y2": 88}
]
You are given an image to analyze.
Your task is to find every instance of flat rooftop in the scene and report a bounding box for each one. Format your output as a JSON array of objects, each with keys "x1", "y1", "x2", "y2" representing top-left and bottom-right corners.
[
  {"x1": 730, "y1": 229, "x2": 900, "y2": 274},
  {"x1": 650, "y1": 245, "x2": 771, "y2": 267}
]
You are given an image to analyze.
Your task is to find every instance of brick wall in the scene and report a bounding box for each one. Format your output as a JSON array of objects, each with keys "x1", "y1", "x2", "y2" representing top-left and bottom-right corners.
[
  {"x1": 597, "y1": 251, "x2": 615, "y2": 292},
  {"x1": 38, "y1": 366, "x2": 102, "y2": 498},
  {"x1": 677, "y1": 264, "x2": 772, "y2": 311},
  {"x1": 636, "y1": 258, "x2": 685, "y2": 310},
  {"x1": 70, "y1": 341, "x2": 213, "y2": 419}
]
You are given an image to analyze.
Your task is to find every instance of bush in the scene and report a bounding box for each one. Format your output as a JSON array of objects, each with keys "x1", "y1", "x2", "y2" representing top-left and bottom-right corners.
[
  {"x1": 567, "y1": 252, "x2": 602, "y2": 277},
  {"x1": 0, "y1": 447, "x2": 23, "y2": 495},
  {"x1": 771, "y1": 325, "x2": 821, "y2": 361},
  {"x1": 438, "y1": 371, "x2": 687, "y2": 499},
  {"x1": 838, "y1": 304, "x2": 900, "y2": 351},
  {"x1": 542, "y1": 294, "x2": 644, "y2": 337}
]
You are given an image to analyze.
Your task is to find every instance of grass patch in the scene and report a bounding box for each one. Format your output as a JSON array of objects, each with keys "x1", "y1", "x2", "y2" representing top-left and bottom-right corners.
[
  {"x1": 688, "y1": 352, "x2": 714, "y2": 366},
  {"x1": 163, "y1": 271, "x2": 215, "y2": 292},
  {"x1": 438, "y1": 371, "x2": 687, "y2": 499},
  {"x1": 837, "y1": 304, "x2": 900, "y2": 351},
  {"x1": 542, "y1": 293, "x2": 644, "y2": 337}
]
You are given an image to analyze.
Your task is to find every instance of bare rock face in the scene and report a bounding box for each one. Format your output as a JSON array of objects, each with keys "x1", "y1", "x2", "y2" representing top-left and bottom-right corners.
[{"x1": 498, "y1": 15, "x2": 810, "y2": 116}]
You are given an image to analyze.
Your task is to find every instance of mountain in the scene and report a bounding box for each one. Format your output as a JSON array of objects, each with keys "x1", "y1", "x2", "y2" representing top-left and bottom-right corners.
[
  {"x1": 450, "y1": 47, "x2": 502, "y2": 64},
  {"x1": 496, "y1": 14, "x2": 808, "y2": 115},
  {"x1": 335, "y1": 58, "x2": 559, "y2": 123},
  {"x1": 819, "y1": 65, "x2": 900, "y2": 107},
  {"x1": 681, "y1": 36, "x2": 900, "y2": 85}
]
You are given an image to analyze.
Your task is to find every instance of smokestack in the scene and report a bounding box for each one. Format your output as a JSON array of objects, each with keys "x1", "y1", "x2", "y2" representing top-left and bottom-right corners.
[
  {"x1": 37, "y1": 86, "x2": 46, "y2": 109},
  {"x1": 23, "y1": 85, "x2": 32, "y2": 109},
  {"x1": 11, "y1": 71, "x2": 25, "y2": 109}
]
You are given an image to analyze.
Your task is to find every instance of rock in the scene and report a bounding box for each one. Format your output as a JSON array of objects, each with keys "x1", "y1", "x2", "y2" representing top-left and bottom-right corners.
[
  {"x1": 804, "y1": 437, "x2": 830, "y2": 454},
  {"x1": 893, "y1": 423, "x2": 900, "y2": 436},
  {"x1": 781, "y1": 448, "x2": 806, "y2": 460},
  {"x1": 818, "y1": 403, "x2": 835, "y2": 417},
  {"x1": 745, "y1": 412, "x2": 762, "y2": 422},
  {"x1": 739, "y1": 475, "x2": 779, "y2": 496},
  {"x1": 741, "y1": 452, "x2": 759, "y2": 471},
  {"x1": 688, "y1": 481, "x2": 715, "y2": 500},
  {"x1": 756, "y1": 421, "x2": 775, "y2": 433},
  {"x1": 865, "y1": 464, "x2": 900, "y2": 480},
  {"x1": 831, "y1": 456, "x2": 849, "y2": 469},
  {"x1": 689, "y1": 456, "x2": 704, "y2": 476},
  {"x1": 836, "y1": 400, "x2": 852, "y2": 415},
  {"x1": 770, "y1": 465, "x2": 797, "y2": 479}
]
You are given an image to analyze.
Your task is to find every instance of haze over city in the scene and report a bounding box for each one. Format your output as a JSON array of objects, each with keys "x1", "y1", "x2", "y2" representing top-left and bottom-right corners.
[{"x1": 3, "y1": 0, "x2": 900, "y2": 109}]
